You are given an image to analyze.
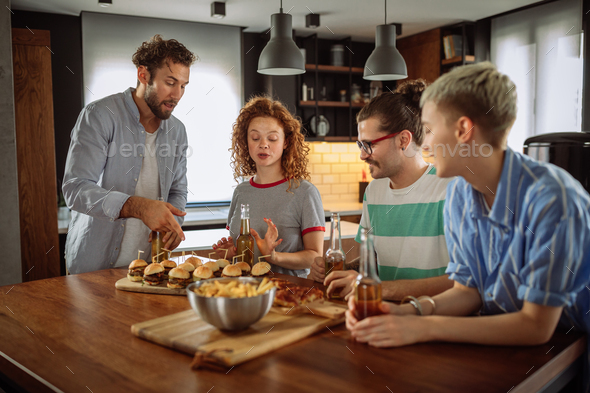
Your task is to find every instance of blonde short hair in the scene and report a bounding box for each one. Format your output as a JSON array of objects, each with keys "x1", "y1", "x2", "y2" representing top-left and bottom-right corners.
[{"x1": 420, "y1": 62, "x2": 517, "y2": 147}]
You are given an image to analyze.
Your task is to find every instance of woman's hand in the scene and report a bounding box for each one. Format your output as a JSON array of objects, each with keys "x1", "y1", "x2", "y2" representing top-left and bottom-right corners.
[
  {"x1": 212, "y1": 237, "x2": 236, "y2": 259},
  {"x1": 307, "y1": 257, "x2": 325, "y2": 282},
  {"x1": 346, "y1": 297, "x2": 425, "y2": 347},
  {"x1": 251, "y1": 218, "x2": 283, "y2": 260}
]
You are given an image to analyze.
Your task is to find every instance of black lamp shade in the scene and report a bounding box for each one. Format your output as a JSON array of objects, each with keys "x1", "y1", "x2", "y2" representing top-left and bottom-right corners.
[
  {"x1": 363, "y1": 24, "x2": 407, "y2": 81},
  {"x1": 258, "y1": 13, "x2": 305, "y2": 76},
  {"x1": 306, "y1": 13, "x2": 320, "y2": 28}
]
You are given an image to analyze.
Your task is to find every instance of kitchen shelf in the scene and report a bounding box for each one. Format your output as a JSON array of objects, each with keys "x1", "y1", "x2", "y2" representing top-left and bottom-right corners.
[
  {"x1": 300, "y1": 100, "x2": 365, "y2": 108},
  {"x1": 441, "y1": 55, "x2": 475, "y2": 66},
  {"x1": 305, "y1": 64, "x2": 364, "y2": 74}
]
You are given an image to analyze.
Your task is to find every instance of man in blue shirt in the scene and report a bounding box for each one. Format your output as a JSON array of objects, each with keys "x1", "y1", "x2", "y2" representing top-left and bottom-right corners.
[
  {"x1": 345, "y1": 62, "x2": 590, "y2": 379},
  {"x1": 63, "y1": 35, "x2": 196, "y2": 274}
]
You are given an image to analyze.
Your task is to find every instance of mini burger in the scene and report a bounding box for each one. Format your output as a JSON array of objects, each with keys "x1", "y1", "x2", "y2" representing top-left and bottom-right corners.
[
  {"x1": 193, "y1": 265, "x2": 213, "y2": 281},
  {"x1": 216, "y1": 259, "x2": 230, "y2": 270},
  {"x1": 178, "y1": 262, "x2": 196, "y2": 280},
  {"x1": 221, "y1": 264, "x2": 242, "y2": 278},
  {"x1": 204, "y1": 261, "x2": 221, "y2": 277},
  {"x1": 128, "y1": 259, "x2": 148, "y2": 282},
  {"x1": 160, "y1": 260, "x2": 177, "y2": 279},
  {"x1": 185, "y1": 256, "x2": 202, "y2": 268},
  {"x1": 167, "y1": 268, "x2": 191, "y2": 289},
  {"x1": 235, "y1": 262, "x2": 251, "y2": 276},
  {"x1": 251, "y1": 262, "x2": 272, "y2": 278},
  {"x1": 143, "y1": 263, "x2": 165, "y2": 286}
]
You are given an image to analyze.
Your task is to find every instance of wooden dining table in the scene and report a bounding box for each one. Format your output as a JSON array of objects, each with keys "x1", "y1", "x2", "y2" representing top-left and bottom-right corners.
[{"x1": 0, "y1": 268, "x2": 585, "y2": 393}]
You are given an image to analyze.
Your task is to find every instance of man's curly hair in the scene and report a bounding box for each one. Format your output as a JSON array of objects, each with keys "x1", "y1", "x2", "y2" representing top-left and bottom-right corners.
[
  {"x1": 132, "y1": 34, "x2": 197, "y2": 82},
  {"x1": 230, "y1": 96, "x2": 310, "y2": 192}
]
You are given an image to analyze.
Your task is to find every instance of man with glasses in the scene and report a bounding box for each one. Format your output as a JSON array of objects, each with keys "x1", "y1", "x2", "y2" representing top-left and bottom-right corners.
[{"x1": 309, "y1": 80, "x2": 454, "y2": 301}]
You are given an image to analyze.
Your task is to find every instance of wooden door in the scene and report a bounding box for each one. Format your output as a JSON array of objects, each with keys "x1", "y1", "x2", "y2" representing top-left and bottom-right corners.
[
  {"x1": 397, "y1": 28, "x2": 441, "y2": 83},
  {"x1": 12, "y1": 28, "x2": 60, "y2": 281}
]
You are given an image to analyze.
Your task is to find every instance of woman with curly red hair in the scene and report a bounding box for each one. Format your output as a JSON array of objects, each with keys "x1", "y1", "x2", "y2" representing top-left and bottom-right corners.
[{"x1": 213, "y1": 96, "x2": 325, "y2": 277}]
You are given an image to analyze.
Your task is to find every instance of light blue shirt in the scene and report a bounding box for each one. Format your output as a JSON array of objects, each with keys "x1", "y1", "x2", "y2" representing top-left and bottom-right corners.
[
  {"x1": 63, "y1": 88, "x2": 188, "y2": 274},
  {"x1": 444, "y1": 147, "x2": 590, "y2": 385}
]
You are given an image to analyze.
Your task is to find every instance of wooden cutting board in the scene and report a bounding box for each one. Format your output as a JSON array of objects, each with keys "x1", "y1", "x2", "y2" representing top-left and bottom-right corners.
[
  {"x1": 117, "y1": 276, "x2": 347, "y2": 318},
  {"x1": 270, "y1": 300, "x2": 347, "y2": 319},
  {"x1": 131, "y1": 309, "x2": 344, "y2": 369},
  {"x1": 115, "y1": 256, "x2": 215, "y2": 295},
  {"x1": 115, "y1": 278, "x2": 187, "y2": 295}
]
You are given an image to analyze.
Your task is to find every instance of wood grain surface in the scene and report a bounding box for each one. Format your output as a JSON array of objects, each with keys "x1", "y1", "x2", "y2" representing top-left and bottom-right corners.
[
  {"x1": 397, "y1": 28, "x2": 442, "y2": 82},
  {"x1": 0, "y1": 268, "x2": 585, "y2": 393},
  {"x1": 12, "y1": 28, "x2": 60, "y2": 283},
  {"x1": 132, "y1": 309, "x2": 344, "y2": 368}
]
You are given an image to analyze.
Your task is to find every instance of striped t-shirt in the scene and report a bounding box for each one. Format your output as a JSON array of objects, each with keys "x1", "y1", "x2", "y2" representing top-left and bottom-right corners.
[{"x1": 355, "y1": 164, "x2": 453, "y2": 280}]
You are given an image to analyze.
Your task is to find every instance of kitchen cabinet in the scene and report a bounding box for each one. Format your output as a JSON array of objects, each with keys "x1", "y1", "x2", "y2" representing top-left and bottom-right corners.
[
  {"x1": 12, "y1": 28, "x2": 60, "y2": 282},
  {"x1": 397, "y1": 28, "x2": 441, "y2": 83}
]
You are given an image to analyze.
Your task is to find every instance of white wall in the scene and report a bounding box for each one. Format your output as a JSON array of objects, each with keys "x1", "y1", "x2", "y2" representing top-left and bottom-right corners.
[
  {"x1": 491, "y1": 0, "x2": 583, "y2": 152},
  {"x1": 82, "y1": 12, "x2": 242, "y2": 204}
]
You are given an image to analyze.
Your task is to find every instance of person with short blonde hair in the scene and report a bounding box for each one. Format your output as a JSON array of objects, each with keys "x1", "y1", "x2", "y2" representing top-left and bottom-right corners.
[
  {"x1": 420, "y1": 61, "x2": 517, "y2": 148},
  {"x1": 346, "y1": 62, "x2": 590, "y2": 383}
]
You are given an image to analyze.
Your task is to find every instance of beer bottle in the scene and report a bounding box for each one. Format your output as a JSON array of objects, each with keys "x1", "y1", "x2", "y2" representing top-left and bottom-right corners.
[
  {"x1": 325, "y1": 212, "x2": 345, "y2": 298},
  {"x1": 236, "y1": 204, "x2": 255, "y2": 267},
  {"x1": 151, "y1": 197, "x2": 170, "y2": 263},
  {"x1": 354, "y1": 229, "x2": 382, "y2": 320}
]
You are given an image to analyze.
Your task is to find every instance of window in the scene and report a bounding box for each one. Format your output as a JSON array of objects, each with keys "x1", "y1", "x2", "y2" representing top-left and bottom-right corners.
[
  {"x1": 491, "y1": 0, "x2": 583, "y2": 151},
  {"x1": 81, "y1": 12, "x2": 242, "y2": 205}
]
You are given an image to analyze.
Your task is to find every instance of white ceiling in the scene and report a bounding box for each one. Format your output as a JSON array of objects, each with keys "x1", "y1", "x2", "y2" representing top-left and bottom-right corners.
[{"x1": 11, "y1": 0, "x2": 543, "y2": 41}]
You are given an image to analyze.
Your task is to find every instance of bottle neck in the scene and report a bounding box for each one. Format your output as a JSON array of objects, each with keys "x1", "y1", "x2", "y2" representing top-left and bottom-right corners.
[
  {"x1": 330, "y1": 214, "x2": 342, "y2": 251},
  {"x1": 360, "y1": 231, "x2": 380, "y2": 281}
]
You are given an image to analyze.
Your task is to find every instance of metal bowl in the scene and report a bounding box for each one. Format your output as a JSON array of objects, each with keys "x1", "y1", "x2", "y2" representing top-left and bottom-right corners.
[{"x1": 186, "y1": 277, "x2": 276, "y2": 331}]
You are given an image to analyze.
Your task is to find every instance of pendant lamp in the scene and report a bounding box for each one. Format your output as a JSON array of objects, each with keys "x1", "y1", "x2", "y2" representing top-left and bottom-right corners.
[
  {"x1": 363, "y1": 0, "x2": 407, "y2": 81},
  {"x1": 258, "y1": 0, "x2": 305, "y2": 75}
]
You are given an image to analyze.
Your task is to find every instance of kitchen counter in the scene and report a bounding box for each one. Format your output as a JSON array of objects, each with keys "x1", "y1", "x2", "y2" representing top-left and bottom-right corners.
[
  {"x1": 0, "y1": 270, "x2": 584, "y2": 392},
  {"x1": 177, "y1": 220, "x2": 359, "y2": 253},
  {"x1": 57, "y1": 203, "x2": 363, "y2": 234}
]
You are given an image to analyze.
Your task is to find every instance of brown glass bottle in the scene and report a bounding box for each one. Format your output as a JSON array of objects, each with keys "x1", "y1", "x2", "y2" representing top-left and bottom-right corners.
[
  {"x1": 354, "y1": 229, "x2": 383, "y2": 321},
  {"x1": 325, "y1": 213, "x2": 345, "y2": 299},
  {"x1": 151, "y1": 197, "x2": 170, "y2": 263},
  {"x1": 236, "y1": 204, "x2": 254, "y2": 267}
]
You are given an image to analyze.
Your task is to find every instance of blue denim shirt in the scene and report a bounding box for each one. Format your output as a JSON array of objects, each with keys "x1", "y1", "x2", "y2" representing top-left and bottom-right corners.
[
  {"x1": 63, "y1": 88, "x2": 188, "y2": 274},
  {"x1": 444, "y1": 148, "x2": 590, "y2": 387}
]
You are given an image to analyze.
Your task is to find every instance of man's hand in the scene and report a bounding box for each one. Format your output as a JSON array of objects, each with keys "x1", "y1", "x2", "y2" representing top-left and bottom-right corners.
[
  {"x1": 121, "y1": 197, "x2": 186, "y2": 242},
  {"x1": 325, "y1": 270, "x2": 358, "y2": 300},
  {"x1": 162, "y1": 231, "x2": 182, "y2": 251},
  {"x1": 308, "y1": 256, "x2": 325, "y2": 282},
  {"x1": 251, "y1": 218, "x2": 283, "y2": 260},
  {"x1": 213, "y1": 237, "x2": 236, "y2": 260}
]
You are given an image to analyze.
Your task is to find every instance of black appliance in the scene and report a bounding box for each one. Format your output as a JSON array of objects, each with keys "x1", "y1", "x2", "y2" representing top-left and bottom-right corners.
[{"x1": 523, "y1": 132, "x2": 590, "y2": 194}]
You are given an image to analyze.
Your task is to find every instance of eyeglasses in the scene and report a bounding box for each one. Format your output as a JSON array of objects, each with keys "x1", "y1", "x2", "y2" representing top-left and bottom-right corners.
[{"x1": 356, "y1": 131, "x2": 411, "y2": 155}]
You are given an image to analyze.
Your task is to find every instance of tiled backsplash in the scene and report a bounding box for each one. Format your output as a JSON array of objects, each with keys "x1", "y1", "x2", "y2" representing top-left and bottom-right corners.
[{"x1": 308, "y1": 142, "x2": 373, "y2": 203}]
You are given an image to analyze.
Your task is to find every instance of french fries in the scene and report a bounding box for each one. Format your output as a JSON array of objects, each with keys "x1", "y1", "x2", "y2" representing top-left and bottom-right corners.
[{"x1": 193, "y1": 278, "x2": 275, "y2": 298}]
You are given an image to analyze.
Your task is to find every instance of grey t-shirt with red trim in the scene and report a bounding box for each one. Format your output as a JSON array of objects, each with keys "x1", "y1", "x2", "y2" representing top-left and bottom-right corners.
[{"x1": 227, "y1": 178, "x2": 325, "y2": 278}]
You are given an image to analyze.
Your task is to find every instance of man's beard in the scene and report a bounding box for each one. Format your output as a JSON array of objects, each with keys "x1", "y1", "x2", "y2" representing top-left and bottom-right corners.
[
  {"x1": 144, "y1": 83, "x2": 176, "y2": 120},
  {"x1": 366, "y1": 158, "x2": 399, "y2": 179}
]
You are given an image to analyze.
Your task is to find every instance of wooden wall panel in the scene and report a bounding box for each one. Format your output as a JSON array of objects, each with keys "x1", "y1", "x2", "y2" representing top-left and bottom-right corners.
[
  {"x1": 12, "y1": 28, "x2": 60, "y2": 282},
  {"x1": 397, "y1": 28, "x2": 441, "y2": 83}
]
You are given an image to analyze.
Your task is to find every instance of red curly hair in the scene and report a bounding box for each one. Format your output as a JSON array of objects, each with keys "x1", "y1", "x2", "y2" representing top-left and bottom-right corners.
[{"x1": 230, "y1": 96, "x2": 310, "y2": 192}]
